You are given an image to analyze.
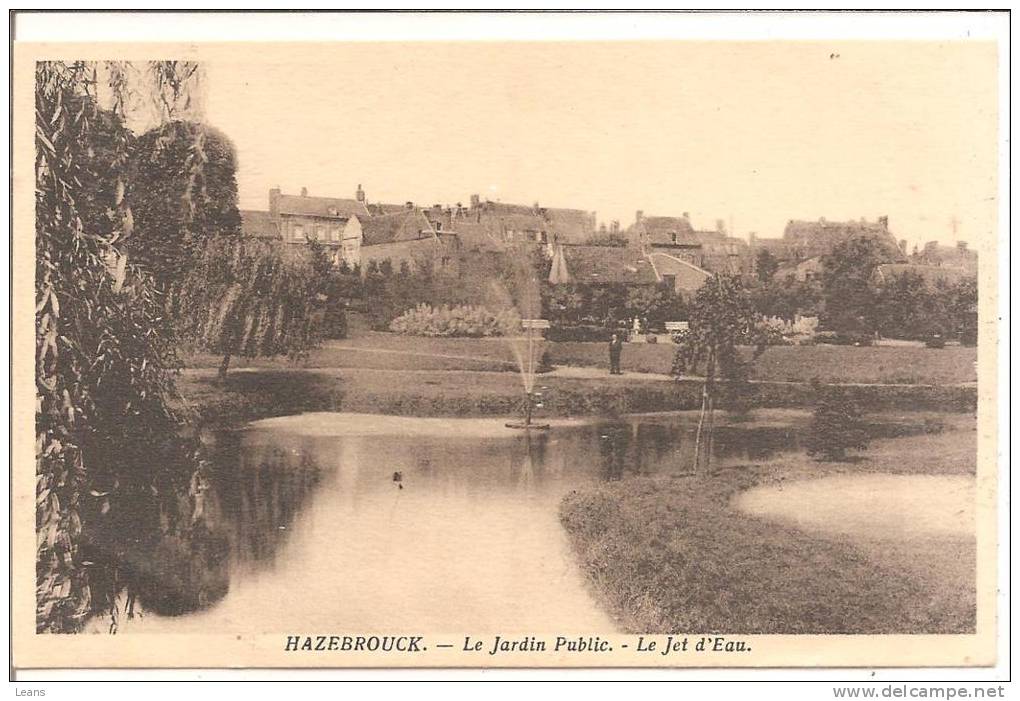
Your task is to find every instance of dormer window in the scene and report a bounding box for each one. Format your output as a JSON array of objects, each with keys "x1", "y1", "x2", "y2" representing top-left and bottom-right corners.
[{"x1": 328, "y1": 207, "x2": 338, "y2": 217}]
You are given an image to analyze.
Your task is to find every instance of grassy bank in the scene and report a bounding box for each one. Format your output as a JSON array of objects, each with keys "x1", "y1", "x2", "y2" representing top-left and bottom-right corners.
[
  {"x1": 176, "y1": 367, "x2": 977, "y2": 427},
  {"x1": 559, "y1": 420, "x2": 976, "y2": 634}
]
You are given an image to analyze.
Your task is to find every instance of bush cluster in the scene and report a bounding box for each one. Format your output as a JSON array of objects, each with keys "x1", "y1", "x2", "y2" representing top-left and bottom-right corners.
[
  {"x1": 759, "y1": 315, "x2": 819, "y2": 345},
  {"x1": 389, "y1": 303, "x2": 522, "y2": 338}
]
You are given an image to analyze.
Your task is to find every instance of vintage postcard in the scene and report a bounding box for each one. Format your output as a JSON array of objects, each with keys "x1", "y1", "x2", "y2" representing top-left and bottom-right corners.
[{"x1": 10, "y1": 12, "x2": 1007, "y2": 674}]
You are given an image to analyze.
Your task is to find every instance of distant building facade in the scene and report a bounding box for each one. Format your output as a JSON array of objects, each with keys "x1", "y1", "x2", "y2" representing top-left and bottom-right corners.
[
  {"x1": 750, "y1": 215, "x2": 905, "y2": 275},
  {"x1": 270, "y1": 186, "x2": 370, "y2": 249},
  {"x1": 627, "y1": 211, "x2": 750, "y2": 275},
  {"x1": 343, "y1": 206, "x2": 459, "y2": 272}
]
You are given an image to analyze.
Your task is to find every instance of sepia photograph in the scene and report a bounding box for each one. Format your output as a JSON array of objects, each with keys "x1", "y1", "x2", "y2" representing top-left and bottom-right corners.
[{"x1": 9, "y1": 10, "x2": 1007, "y2": 678}]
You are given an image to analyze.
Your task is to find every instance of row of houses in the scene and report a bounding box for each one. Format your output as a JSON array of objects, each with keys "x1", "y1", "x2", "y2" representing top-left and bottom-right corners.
[
  {"x1": 240, "y1": 186, "x2": 598, "y2": 269},
  {"x1": 240, "y1": 186, "x2": 977, "y2": 297}
]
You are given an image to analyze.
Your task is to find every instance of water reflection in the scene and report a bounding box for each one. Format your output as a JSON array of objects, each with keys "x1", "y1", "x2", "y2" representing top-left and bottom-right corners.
[{"x1": 119, "y1": 413, "x2": 805, "y2": 633}]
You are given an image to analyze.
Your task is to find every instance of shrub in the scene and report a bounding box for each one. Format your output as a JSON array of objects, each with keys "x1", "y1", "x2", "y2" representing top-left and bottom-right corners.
[
  {"x1": 389, "y1": 303, "x2": 521, "y2": 337},
  {"x1": 806, "y1": 395, "x2": 870, "y2": 461}
]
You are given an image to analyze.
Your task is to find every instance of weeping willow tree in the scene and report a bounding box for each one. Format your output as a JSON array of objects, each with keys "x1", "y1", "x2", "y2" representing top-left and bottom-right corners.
[
  {"x1": 671, "y1": 275, "x2": 768, "y2": 475},
  {"x1": 35, "y1": 60, "x2": 207, "y2": 632},
  {"x1": 127, "y1": 119, "x2": 242, "y2": 297},
  {"x1": 178, "y1": 236, "x2": 327, "y2": 380}
]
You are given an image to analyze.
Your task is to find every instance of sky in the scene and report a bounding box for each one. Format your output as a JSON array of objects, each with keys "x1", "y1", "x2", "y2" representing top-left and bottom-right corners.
[{"x1": 203, "y1": 42, "x2": 998, "y2": 250}]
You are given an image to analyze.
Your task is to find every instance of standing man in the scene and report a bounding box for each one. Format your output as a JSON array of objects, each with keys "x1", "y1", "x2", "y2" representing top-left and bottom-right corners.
[{"x1": 608, "y1": 333, "x2": 624, "y2": 375}]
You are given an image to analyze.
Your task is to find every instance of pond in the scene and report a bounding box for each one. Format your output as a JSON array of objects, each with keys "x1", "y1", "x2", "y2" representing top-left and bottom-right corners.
[{"x1": 112, "y1": 412, "x2": 806, "y2": 634}]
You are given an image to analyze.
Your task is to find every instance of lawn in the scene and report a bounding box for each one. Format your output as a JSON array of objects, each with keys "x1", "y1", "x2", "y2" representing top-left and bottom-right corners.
[
  {"x1": 183, "y1": 331, "x2": 978, "y2": 386},
  {"x1": 548, "y1": 341, "x2": 978, "y2": 385},
  {"x1": 559, "y1": 417, "x2": 976, "y2": 634}
]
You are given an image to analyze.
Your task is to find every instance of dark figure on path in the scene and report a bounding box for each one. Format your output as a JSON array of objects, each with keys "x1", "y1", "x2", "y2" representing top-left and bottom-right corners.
[{"x1": 608, "y1": 333, "x2": 624, "y2": 375}]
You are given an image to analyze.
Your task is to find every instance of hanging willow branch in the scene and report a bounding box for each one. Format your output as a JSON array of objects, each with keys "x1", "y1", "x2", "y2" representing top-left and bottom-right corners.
[
  {"x1": 35, "y1": 60, "x2": 203, "y2": 633},
  {"x1": 178, "y1": 237, "x2": 327, "y2": 380}
]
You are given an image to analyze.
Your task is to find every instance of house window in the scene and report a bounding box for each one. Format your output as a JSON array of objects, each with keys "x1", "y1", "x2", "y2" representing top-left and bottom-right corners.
[
  {"x1": 313, "y1": 225, "x2": 325, "y2": 241},
  {"x1": 331, "y1": 225, "x2": 341, "y2": 242},
  {"x1": 670, "y1": 232, "x2": 677, "y2": 244},
  {"x1": 292, "y1": 224, "x2": 304, "y2": 241}
]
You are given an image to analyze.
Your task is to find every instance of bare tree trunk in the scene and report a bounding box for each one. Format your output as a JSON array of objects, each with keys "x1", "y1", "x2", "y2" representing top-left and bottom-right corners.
[
  {"x1": 692, "y1": 383, "x2": 708, "y2": 475},
  {"x1": 707, "y1": 398, "x2": 719, "y2": 473},
  {"x1": 692, "y1": 350, "x2": 717, "y2": 476},
  {"x1": 218, "y1": 352, "x2": 232, "y2": 382}
]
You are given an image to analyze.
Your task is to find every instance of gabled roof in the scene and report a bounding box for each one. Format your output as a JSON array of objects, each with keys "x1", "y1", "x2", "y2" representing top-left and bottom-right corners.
[
  {"x1": 240, "y1": 209, "x2": 280, "y2": 238},
  {"x1": 499, "y1": 213, "x2": 548, "y2": 233},
  {"x1": 544, "y1": 207, "x2": 595, "y2": 243},
  {"x1": 782, "y1": 218, "x2": 904, "y2": 260},
  {"x1": 916, "y1": 244, "x2": 978, "y2": 272},
  {"x1": 476, "y1": 200, "x2": 536, "y2": 216},
  {"x1": 636, "y1": 216, "x2": 698, "y2": 246},
  {"x1": 468, "y1": 200, "x2": 595, "y2": 243},
  {"x1": 367, "y1": 202, "x2": 409, "y2": 216},
  {"x1": 277, "y1": 194, "x2": 370, "y2": 219},
  {"x1": 429, "y1": 211, "x2": 506, "y2": 252},
  {"x1": 873, "y1": 263, "x2": 974, "y2": 288},
  {"x1": 359, "y1": 211, "x2": 435, "y2": 246},
  {"x1": 555, "y1": 245, "x2": 659, "y2": 286}
]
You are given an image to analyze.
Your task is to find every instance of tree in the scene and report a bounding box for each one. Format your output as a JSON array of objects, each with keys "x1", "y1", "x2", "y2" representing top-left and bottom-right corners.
[
  {"x1": 127, "y1": 120, "x2": 242, "y2": 293},
  {"x1": 35, "y1": 60, "x2": 204, "y2": 632},
  {"x1": 671, "y1": 275, "x2": 768, "y2": 474},
  {"x1": 819, "y1": 236, "x2": 891, "y2": 338},
  {"x1": 948, "y1": 277, "x2": 978, "y2": 345},
  {"x1": 544, "y1": 283, "x2": 589, "y2": 325},
  {"x1": 806, "y1": 394, "x2": 869, "y2": 461},
  {"x1": 754, "y1": 248, "x2": 780, "y2": 283},
  {"x1": 178, "y1": 237, "x2": 327, "y2": 379},
  {"x1": 873, "y1": 270, "x2": 943, "y2": 340},
  {"x1": 750, "y1": 276, "x2": 823, "y2": 321}
]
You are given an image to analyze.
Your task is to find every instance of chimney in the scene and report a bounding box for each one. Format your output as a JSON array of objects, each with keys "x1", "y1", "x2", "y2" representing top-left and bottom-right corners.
[
  {"x1": 682, "y1": 212, "x2": 690, "y2": 220},
  {"x1": 470, "y1": 194, "x2": 480, "y2": 209},
  {"x1": 533, "y1": 201, "x2": 541, "y2": 214},
  {"x1": 716, "y1": 219, "x2": 726, "y2": 234},
  {"x1": 635, "y1": 210, "x2": 644, "y2": 224},
  {"x1": 300, "y1": 187, "x2": 308, "y2": 197},
  {"x1": 610, "y1": 220, "x2": 620, "y2": 235},
  {"x1": 957, "y1": 240, "x2": 968, "y2": 251},
  {"x1": 878, "y1": 215, "x2": 889, "y2": 230},
  {"x1": 899, "y1": 239, "x2": 908, "y2": 254},
  {"x1": 405, "y1": 201, "x2": 414, "y2": 211},
  {"x1": 269, "y1": 187, "x2": 281, "y2": 217},
  {"x1": 749, "y1": 232, "x2": 757, "y2": 245},
  {"x1": 356, "y1": 184, "x2": 365, "y2": 202}
]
